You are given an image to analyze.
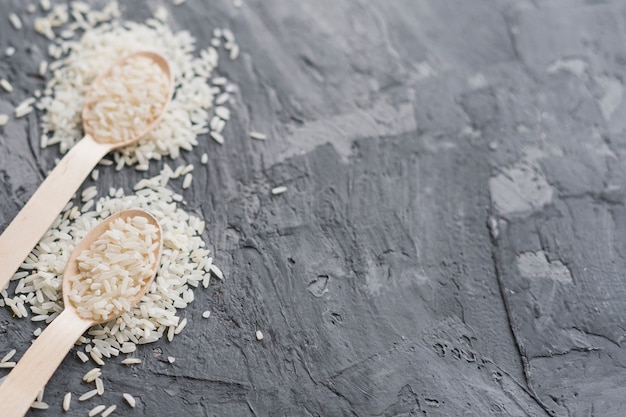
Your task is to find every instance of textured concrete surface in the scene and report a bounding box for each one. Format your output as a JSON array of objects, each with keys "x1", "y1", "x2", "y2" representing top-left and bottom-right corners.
[{"x1": 1, "y1": 0, "x2": 625, "y2": 416}]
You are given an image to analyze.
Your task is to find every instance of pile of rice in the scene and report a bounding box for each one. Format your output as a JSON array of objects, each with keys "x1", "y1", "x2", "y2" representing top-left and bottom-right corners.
[
  {"x1": 83, "y1": 55, "x2": 171, "y2": 144},
  {"x1": 0, "y1": 2, "x2": 236, "y2": 412},
  {"x1": 33, "y1": 1, "x2": 238, "y2": 169},
  {"x1": 69, "y1": 215, "x2": 160, "y2": 322},
  {"x1": 3, "y1": 166, "x2": 222, "y2": 362}
]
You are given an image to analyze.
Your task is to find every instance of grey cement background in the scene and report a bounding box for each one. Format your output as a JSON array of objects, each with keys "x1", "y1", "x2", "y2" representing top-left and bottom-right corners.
[{"x1": 0, "y1": 0, "x2": 624, "y2": 416}]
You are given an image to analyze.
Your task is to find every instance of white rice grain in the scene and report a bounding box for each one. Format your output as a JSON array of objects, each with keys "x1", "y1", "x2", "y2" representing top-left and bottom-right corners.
[
  {"x1": 63, "y1": 392, "x2": 71, "y2": 411},
  {"x1": 201, "y1": 153, "x2": 208, "y2": 164},
  {"x1": 182, "y1": 173, "x2": 192, "y2": 189},
  {"x1": 102, "y1": 405, "x2": 117, "y2": 417},
  {"x1": 271, "y1": 186, "x2": 287, "y2": 195},
  {"x1": 123, "y1": 393, "x2": 136, "y2": 408},
  {"x1": 210, "y1": 131, "x2": 224, "y2": 145},
  {"x1": 81, "y1": 186, "x2": 98, "y2": 202},
  {"x1": 209, "y1": 264, "x2": 224, "y2": 280},
  {"x1": 30, "y1": 401, "x2": 49, "y2": 410},
  {"x1": 229, "y1": 44, "x2": 240, "y2": 60},
  {"x1": 255, "y1": 330, "x2": 264, "y2": 340},
  {"x1": 121, "y1": 358, "x2": 142, "y2": 365},
  {"x1": 79, "y1": 389, "x2": 98, "y2": 402},
  {"x1": 249, "y1": 131, "x2": 267, "y2": 140},
  {"x1": 39, "y1": 61, "x2": 48, "y2": 76},
  {"x1": 96, "y1": 377, "x2": 104, "y2": 395},
  {"x1": 15, "y1": 106, "x2": 33, "y2": 119},
  {"x1": 0, "y1": 79, "x2": 13, "y2": 92},
  {"x1": 89, "y1": 405, "x2": 106, "y2": 416},
  {"x1": 202, "y1": 310, "x2": 211, "y2": 319},
  {"x1": 1, "y1": 349, "x2": 16, "y2": 363},
  {"x1": 83, "y1": 368, "x2": 101, "y2": 383},
  {"x1": 167, "y1": 356, "x2": 175, "y2": 363},
  {"x1": 9, "y1": 13, "x2": 23, "y2": 30},
  {"x1": 0, "y1": 115, "x2": 8, "y2": 126},
  {"x1": 0, "y1": 362, "x2": 16, "y2": 368},
  {"x1": 5, "y1": 47, "x2": 15, "y2": 57},
  {"x1": 77, "y1": 351, "x2": 89, "y2": 363}
]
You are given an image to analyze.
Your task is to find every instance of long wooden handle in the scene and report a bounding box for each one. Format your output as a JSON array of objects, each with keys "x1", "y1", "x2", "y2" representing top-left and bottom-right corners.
[
  {"x1": 0, "y1": 309, "x2": 92, "y2": 417},
  {"x1": 0, "y1": 136, "x2": 111, "y2": 291}
]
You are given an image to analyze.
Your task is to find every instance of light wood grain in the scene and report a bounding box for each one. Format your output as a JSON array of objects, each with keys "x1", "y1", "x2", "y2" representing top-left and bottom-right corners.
[
  {"x1": 0, "y1": 210, "x2": 162, "y2": 417},
  {"x1": 0, "y1": 51, "x2": 173, "y2": 292},
  {"x1": 0, "y1": 309, "x2": 92, "y2": 417},
  {"x1": 0, "y1": 136, "x2": 112, "y2": 291}
]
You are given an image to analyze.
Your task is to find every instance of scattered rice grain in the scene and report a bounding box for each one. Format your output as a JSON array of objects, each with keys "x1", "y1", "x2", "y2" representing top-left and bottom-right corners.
[
  {"x1": 39, "y1": 61, "x2": 48, "y2": 76},
  {"x1": 202, "y1": 310, "x2": 211, "y2": 318},
  {"x1": 30, "y1": 401, "x2": 49, "y2": 410},
  {"x1": 96, "y1": 377, "x2": 104, "y2": 395},
  {"x1": 63, "y1": 392, "x2": 71, "y2": 411},
  {"x1": 89, "y1": 405, "x2": 106, "y2": 416},
  {"x1": 9, "y1": 13, "x2": 23, "y2": 30},
  {"x1": 0, "y1": 79, "x2": 13, "y2": 92},
  {"x1": 249, "y1": 131, "x2": 267, "y2": 140},
  {"x1": 1, "y1": 349, "x2": 16, "y2": 363},
  {"x1": 210, "y1": 131, "x2": 224, "y2": 144},
  {"x1": 0, "y1": 115, "x2": 9, "y2": 126},
  {"x1": 77, "y1": 351, "x2": 89, "y2": 363},
  {"x1": 182, "y1": 173, "x2": 192, "y2": 189},
  {"x1": 79, "y1": 389, "x2": 98, "y2": 402},
  {"x1": 102, "y1": 405, "x2": 117, "y2": 417},
  {"x1": 83, "y1": 367, "x2": 101, "y2": 383},
  {"x1": 123, "y1": 393, "x2": 136, "y2": 408},
  {"x1": 271, "y1": 186, "x2": 287, "y2": 195},
  {"x1": 255, "y1": 330, "x2": 264, "y2": 340}
]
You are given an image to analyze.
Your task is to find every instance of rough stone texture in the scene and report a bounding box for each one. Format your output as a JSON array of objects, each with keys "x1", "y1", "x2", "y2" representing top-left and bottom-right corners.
[{"x1": 0, "y1": 0, "x2": 623, "y2": 416}]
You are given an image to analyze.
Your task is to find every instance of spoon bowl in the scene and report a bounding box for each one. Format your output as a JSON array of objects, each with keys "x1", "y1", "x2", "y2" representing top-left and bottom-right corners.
[
  {"x1": 0, "y1": 210, "x2": 163, "y2": 417},
  {"x1": 0, "y1": 51, "x2": 173, "y2": 292},
  {"x1": 82, "y1": 51, "x2": 174, "y2": 147},
  {"x1": 63, "y1": 209, "x2": 163, "y2": 323}
]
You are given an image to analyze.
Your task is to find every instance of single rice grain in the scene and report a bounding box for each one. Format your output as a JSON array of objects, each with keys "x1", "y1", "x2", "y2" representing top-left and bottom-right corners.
[
  {"x1": 63, "y1": 392, "x2": 71, "y2": 411},
  {"x1": 89, "y1": 405, "x2": 106, "y2": 416},
  {"x1": 271, "y1": 186, "x2": 287, "y2": 195},
  {"x1": 123, "y1": 393, "x2": 136, "y2": 408},
  {"x1": 102, "y1": 405, "x2": 117, "y2": 417},
  {"x1": 79, "y1": 389, "x2": 98, "y2": 402},
  {"x1": 9, "y1": 13, "x2": 22, "y2": 30},
  {"x1": 0, "y1": 79, "x2": 13, "y2": 92},
  {"x1": 249, "y1": 131, "x2": 267, "y2": 140}
]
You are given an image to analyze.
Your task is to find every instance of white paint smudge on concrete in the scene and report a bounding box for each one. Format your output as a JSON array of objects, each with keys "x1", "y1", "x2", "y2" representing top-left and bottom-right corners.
[
  {"x1": 595, "y1": 75, "x2": 623, "y2": 122},
  {"x1": 414, "y1": 61, "x2": 435, "y2": 80},
  {"x1": 489, "y1": 161, "x2": 553, "y2": 216},
  {"x1": 282, "y1": 99, "x2": 416, "y2": 161},
  {"x1": 467, "y1": 72, "x2": 488, "y2": 90},
  {"x1": 517, "y1": 251, "x2": 572, "y2": 284},
  {"x1": 547, "y1": 58, "x2": 589, "y2": 80}
]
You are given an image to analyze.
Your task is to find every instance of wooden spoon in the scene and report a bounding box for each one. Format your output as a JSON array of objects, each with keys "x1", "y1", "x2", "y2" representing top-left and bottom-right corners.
[
  {"x1": 0, "y1": 51, "x2": 173, "y2": 291},
  {"x1": 0, "y1": 209, "x2": 163, "y2": 417}
]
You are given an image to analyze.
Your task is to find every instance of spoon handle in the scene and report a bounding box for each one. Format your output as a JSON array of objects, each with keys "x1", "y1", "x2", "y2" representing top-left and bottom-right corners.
[
  {"x1": 0, "y1": 309, "x2": 92, "y2": 417},
  {"x1": 0, "y1": 135, "x2": 111, "y2": 291}
]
